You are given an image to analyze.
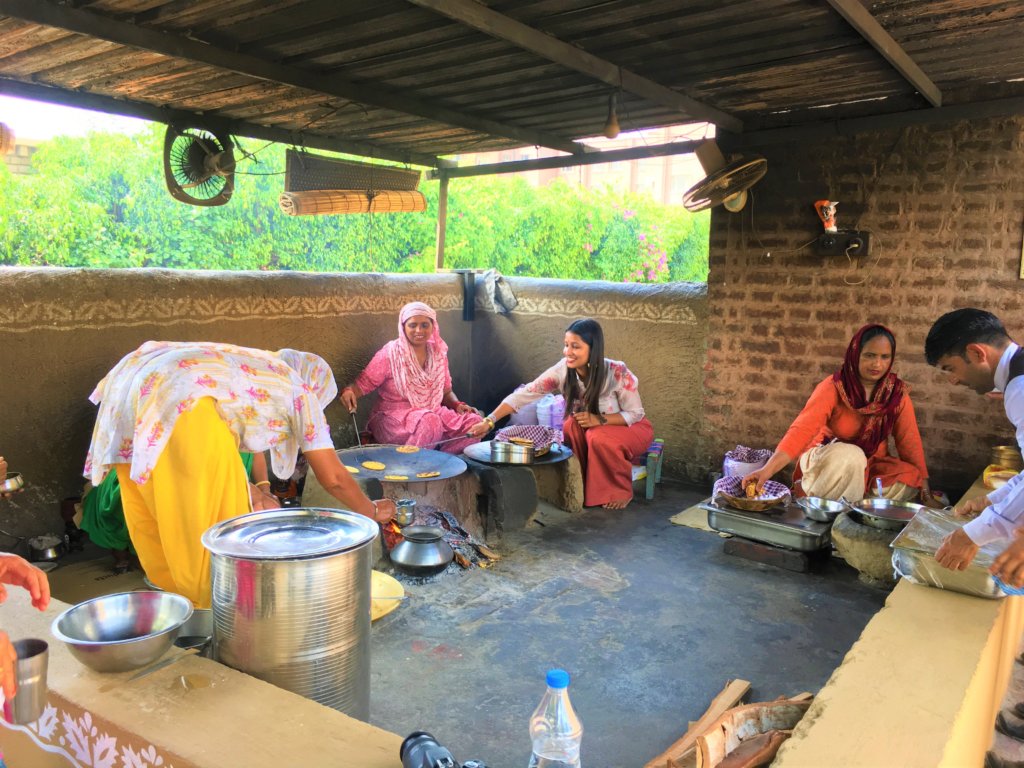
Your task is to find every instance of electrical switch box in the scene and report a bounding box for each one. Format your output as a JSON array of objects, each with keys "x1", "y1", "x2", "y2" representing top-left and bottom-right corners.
[{"x1": 817, "y1": 230, "x2": 870, "y2": 257}]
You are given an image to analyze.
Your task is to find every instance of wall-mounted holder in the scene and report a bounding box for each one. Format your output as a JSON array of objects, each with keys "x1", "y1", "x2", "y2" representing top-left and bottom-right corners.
[{"x1": 817, "y1": 230, "x2": 870, "y2": 257}]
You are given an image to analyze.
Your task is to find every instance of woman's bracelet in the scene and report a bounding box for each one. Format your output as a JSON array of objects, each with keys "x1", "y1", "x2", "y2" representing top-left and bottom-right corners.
[
  {"x1": 254, "y1": 480, "x2": 271, "y2": 488},
  {"x1": 483, "y1": 415, "x2": 496, "y2": 429}
]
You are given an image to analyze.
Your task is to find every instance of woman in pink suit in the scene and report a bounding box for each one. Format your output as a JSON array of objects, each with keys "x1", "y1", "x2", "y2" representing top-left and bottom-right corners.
[{"x1": 341, "y1": 302, "x2": 483, "y2": 454}]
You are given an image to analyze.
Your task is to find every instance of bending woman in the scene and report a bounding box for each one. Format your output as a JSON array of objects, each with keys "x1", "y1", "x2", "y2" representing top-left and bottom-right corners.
[
  {"x1": 468, "y1": 318, "x2": 654, "y2": 509},
  {"x1": 86, "y1": 341, "x2": 396, "y2": 607},
  {"x1": 341, "y1": 302, "x2": 482, "y2": 454},
  {"x1": 743, "y1": 324, "x2": 936, "y2": 504}
]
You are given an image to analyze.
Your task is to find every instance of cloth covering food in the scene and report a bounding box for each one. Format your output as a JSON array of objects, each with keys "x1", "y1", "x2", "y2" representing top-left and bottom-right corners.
[{"x1": 494, "y1": 425, "x2": 563, "y2": 455}]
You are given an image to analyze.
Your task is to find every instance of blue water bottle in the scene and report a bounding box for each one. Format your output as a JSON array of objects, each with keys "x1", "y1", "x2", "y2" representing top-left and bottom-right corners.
[{"x1": 528, "y1": 669, "x2": 583, "y2": 768}]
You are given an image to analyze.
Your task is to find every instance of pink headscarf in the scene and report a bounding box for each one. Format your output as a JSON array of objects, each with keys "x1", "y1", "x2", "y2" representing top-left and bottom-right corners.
[{"x1": 386, "y1": 302, "x2": 448, "y2": 409}]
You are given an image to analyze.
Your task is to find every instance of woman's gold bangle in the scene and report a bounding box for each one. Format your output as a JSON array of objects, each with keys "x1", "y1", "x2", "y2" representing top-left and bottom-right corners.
[
  {"x1": 484, "y1": 416, "x2": 495, "y2": 428},
  {"x1": 254, "y1": 480, "x2": 271, "y2": 488}
]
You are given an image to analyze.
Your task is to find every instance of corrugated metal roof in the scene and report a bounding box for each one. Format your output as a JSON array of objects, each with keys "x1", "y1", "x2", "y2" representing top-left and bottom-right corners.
[{"x1": 0, "y1": 0, "x2": 1022, "y2": 167}]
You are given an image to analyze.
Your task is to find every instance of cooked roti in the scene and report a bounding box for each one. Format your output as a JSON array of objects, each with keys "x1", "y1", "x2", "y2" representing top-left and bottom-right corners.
[
  {"x1": 383, "y1": 474, "x2": 409, "y2": 481},
  {"x1": 509, "y1": 437, "x2": 534, "y2": 447},
  {"x1": 361, "y1": 461, "x2": 386, "y2": 471},
  {"x1": 344, "y1": 465, "x2": 359, "y2": 474},
  {"x1": 416, "y1": 471, "x2": 441, "y2": 478},
  {"x1": 395, "y1": 445, "x2": 421, "y2": 454}
]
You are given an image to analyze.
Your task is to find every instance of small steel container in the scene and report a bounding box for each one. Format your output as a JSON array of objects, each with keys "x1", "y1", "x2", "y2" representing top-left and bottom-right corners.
[
  {"x1": 490, "y1": 441, "x2": 534, "y2": 464},
  {"x1": 394, "y1": 499, "x2": 416, "y2": 527},
  {"x1": 990, "y1": 445, "x2": 1023, "y2": 471},
  {"x1": 0, "y1": 472, "x2": 24, "y2": 494}
]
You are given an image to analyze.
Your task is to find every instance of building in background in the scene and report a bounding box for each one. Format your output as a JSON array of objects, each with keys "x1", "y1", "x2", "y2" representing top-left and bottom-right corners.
[{"x1": 455, "y1": 124, "x2": 711, "y2": 205}]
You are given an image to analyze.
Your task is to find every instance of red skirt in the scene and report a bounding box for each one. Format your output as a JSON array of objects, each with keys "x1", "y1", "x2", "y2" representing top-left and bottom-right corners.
[{"x1": 562, "y1": 416, "x2": 654, "y2": 507}]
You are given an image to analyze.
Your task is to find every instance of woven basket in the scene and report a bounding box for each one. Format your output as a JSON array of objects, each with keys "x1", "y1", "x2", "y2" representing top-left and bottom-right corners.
[{"x1": 713, "y1": 476, "x2": 789, "y2": 513}]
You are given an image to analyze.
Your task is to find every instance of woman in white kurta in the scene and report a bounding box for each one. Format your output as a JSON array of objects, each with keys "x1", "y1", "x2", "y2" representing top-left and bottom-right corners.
[{"x1": 469, "y1": 318, "x2": 654, "y2": 509}]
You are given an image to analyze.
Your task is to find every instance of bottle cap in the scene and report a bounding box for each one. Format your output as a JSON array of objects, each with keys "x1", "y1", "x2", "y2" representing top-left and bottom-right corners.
[{"x1": 546, "y1": 669, "x2": 570, "y2": 688}]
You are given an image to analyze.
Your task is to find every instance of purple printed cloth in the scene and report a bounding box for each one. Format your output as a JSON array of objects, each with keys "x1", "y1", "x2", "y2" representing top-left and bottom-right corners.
[
  {"x1": 495, "y1": 425, "x2": 562, "y2": 453},
  {"x1": 724, "y1": 445, "x2": 773, "y2": 463},
  {"x1": 713, "y1": 475, "x2": 790, "y2": 502}
]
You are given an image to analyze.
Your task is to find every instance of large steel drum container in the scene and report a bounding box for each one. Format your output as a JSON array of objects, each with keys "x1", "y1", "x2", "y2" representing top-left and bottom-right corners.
[{"x1": 202, "y1": 507, "x2": 378, "y2": 720}]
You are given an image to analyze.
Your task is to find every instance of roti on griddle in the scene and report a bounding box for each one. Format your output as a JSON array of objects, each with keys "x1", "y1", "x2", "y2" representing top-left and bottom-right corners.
[
  {"x1": 383, "y1": 474, "x2": 409, "y2": 481},
  {"x1": 362, "y1": 461, "x2": 386, "y2": 471},
  {"x1": 344, "y1": 465, "x2": 359, "y2": 474},
  {"x1": 416, "y1": 471, "x2": 441, "y2": 478},
  {"x1": 396, "y1": 445, "x2": 420, "y2": 454}
]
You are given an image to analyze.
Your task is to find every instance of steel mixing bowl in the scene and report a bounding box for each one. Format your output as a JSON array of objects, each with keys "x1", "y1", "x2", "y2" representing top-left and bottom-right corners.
[
  {"x1": 51, "y1": 591, "x2": 193, "y2": 673},
  {"x1": 796, "y1": 496, "x2": 845, "y2": 523}
]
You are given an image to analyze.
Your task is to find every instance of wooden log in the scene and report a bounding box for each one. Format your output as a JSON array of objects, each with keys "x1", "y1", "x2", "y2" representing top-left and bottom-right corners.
[
  {"x1": 644, "y1": 679, "x2": 752, "y2": 768},
  {"x1": 695, "y1": 699, "x2": 811, "y2": 768}
]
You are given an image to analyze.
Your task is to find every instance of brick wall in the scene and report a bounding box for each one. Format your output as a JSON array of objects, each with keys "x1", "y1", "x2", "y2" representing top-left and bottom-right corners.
[
  {"x1": 704, "y1": 115, "x2": 1024, "y2": 494},
  {"x1": 1, "y1": 142, "x2": 37, "y2": 175}
]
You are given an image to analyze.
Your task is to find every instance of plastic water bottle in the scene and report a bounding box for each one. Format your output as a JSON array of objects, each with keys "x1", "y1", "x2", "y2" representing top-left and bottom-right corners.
[{"x1": 528, "y1": 669, "x2": 583, "y2": 768}]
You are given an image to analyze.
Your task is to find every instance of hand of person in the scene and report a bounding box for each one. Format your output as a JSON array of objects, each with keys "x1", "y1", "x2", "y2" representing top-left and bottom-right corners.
[
  {"x1": 0, "y1": 630, "x2": 17, "y2": 700},
  {"x1": 0, "y1": 554, "x2": 50, "y2": 611},
  {"x1": 454, "y1": 402, "x2": 477, "y2": 415},
  {"x1": 467, "y1": 419, "x2": 492, "y2": 439},
  {"x1": 935, "y1": 529, "x2": 980, "y2": 571},
  {"x1": 954, "y1": 495, "x2": 990, "y2": 518},
  {"x1": 340, "y1": 388, "x2": 358, "y2": 413},
  {"x1": 372, "y1": 498, "x2": 396, "y2": 524},
  {"x1": 740, "y1": 469, "x2": 771, "y2": 495},
  {"x1": 250, "y1": 483, "x2": 279, "y2": 511},
  {"x1": 919, "y1": 489, "x2": 947, "y2": 510},
  {"x1": 572, "y1": 411, "x2": 602, "y2": 429},
  {"x1": 992, "y1": 529, "x2": 1024, "y2": 588}
]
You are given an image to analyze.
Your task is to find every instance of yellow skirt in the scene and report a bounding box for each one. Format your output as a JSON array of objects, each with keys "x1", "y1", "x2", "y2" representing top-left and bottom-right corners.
[{"x1": 116, "y1": 397, "x2": 250, "y2": 608}]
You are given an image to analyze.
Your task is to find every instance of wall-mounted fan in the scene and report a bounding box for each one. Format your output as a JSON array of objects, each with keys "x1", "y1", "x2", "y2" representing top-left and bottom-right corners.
[
  {"x1": 163, "y1": 125, "x2": 235, "y2": 207},
  {"x1": 682, "y1": 140, "x2": 767, "y2": 213}
]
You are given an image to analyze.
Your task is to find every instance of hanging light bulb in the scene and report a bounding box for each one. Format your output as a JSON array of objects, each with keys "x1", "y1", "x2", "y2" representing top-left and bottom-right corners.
[
  {"x1": 602, "y1": 92, "x2": 620, "y2": 139},
  {"x1": 0, "y1": 122, "x2": 14, "y2": 156}
]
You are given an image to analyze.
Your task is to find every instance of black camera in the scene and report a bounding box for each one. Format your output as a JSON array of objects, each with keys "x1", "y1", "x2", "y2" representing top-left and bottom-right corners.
[{"x1": 399, "y1": 731, "x2": 488, "y2": 768}]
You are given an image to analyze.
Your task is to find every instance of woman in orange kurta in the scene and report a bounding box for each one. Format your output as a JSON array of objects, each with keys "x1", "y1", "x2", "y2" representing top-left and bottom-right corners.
[{"x1": 743, "y1": 324, "x2": 938, "y2": 504}]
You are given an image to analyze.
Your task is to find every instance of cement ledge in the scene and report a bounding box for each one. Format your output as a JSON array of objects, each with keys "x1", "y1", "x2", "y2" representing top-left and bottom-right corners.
[{"x1": 0, "y1": 590, "x2": 403, "y2": 767}]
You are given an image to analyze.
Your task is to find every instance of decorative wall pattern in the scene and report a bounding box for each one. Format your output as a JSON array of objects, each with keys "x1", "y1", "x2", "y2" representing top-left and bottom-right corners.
[{"x1": 1, "y1": 701, "x2": 186, "y2": 768}]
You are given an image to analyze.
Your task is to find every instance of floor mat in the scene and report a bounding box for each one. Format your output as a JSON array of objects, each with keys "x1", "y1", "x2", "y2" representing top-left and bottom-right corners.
[
  {"x1": 47, "y1": 558, "x2": 148, "y2": 605},
  {"x1": 669, "y1": 503, "x2": 715, "y2": 533}
]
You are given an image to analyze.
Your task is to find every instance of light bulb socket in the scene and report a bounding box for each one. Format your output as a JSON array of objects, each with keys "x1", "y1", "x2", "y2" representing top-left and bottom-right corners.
[{"x1": 603, "y1": 93, "x2": 620, "y2": 139}]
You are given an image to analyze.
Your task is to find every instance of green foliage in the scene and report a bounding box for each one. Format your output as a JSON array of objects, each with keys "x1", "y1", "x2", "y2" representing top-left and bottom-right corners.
[{"x1": 0, "y1": 125, "x2": 708, "y2": 282}]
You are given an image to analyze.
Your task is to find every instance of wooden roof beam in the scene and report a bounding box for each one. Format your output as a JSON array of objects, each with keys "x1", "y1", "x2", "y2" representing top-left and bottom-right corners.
[
  {"x1": 0, "y1": 78, "x2": 448, "y2": 168},
  {"x1": 406, "y1": 0, "x2": 743, "y2": 133},
  {"x1": 0, "y1": 0, "x2": 588, "y2": 155},
  {"x1": 429, "y1": 138, "x2": 704, "y2": 180},
  {"x1": 824, "y1": 0, "x2": 942, "y2": 107}
]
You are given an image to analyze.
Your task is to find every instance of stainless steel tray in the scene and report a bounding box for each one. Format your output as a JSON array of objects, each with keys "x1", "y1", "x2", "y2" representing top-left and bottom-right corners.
[
  {"x1": 891, "y1": 508, "x2": 1005, "y2": 599},
  {"x1": 699, "y1": 499, "x2": 832, "y2": 552}
]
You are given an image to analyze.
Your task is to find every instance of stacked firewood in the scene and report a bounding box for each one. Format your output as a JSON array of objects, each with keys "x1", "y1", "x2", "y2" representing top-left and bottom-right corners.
[{"x1": 645, "y1": 680, "x2": 813, "y2": 768}]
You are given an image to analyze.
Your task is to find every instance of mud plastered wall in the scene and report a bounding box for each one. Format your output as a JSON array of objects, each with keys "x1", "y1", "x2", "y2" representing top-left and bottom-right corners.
[
  {"x1": 0, "y1": 269, "x2": 708, "y2": 537},
  {"x1": 704, "y1": 115, "x2": 1024, "y2": 493}
]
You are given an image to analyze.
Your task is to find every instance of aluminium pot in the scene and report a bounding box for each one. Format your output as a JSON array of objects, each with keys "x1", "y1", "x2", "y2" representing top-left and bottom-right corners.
[
  {"x1": 389, "y1": 526, "x2": 454, "y2": 577},
  {"x1": 28, "y1": 533, "x2": 67, "y2": 562},
  {"x1": 201, "y1": 507, "x2": 378, "y2": 721}
]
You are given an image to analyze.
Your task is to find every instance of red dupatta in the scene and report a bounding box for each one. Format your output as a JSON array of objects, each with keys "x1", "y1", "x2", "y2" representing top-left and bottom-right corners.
[{"x1": 832, "y1": 323, "x2": 906, "y2": 457}]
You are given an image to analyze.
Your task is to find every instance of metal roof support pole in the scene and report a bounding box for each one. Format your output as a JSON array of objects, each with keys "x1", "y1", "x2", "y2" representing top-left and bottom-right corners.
[{"x1": 435, "y1": 175, "x2": 449, "y2": 271}]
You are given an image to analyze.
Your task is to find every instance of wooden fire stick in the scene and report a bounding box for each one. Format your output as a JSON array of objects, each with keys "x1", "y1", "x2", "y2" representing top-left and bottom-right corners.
[{"x1": 644, "y1": 679, "x2": 752, "y2": 768}]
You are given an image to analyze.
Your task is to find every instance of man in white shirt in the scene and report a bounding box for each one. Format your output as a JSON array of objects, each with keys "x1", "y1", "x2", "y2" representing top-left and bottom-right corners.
[{"x1": 926, "y1": 308, "x2": 1024, "y2": 582}]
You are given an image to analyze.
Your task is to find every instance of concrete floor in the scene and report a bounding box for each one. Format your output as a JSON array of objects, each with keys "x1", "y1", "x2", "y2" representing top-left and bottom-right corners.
[{"x1": 368, "y1": 482, "x2": 887, "y2": 767}]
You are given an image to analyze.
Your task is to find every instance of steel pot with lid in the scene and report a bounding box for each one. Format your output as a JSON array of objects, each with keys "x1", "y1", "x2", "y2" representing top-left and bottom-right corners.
[{"x1": 201, "y1": 507, "x2": 378, "y2": 720}]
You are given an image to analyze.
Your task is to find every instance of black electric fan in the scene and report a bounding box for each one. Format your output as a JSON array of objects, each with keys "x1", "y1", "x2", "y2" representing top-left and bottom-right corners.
[{"x1": 163, "y1": 125, "x2": 236, "y2": 207}]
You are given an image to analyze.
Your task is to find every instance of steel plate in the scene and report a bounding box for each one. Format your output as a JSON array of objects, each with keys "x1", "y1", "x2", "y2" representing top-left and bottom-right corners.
[
  {"x1": 463, "y1": 440, "x2": 573, "y2": 466},
  {"x1": 336, "y1": 444, "x2": 467, "y2": 482}
]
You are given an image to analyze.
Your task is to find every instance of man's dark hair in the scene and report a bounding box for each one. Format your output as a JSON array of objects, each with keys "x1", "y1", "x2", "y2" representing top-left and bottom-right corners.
[{"x1": 924, "y1": 308, "x2": 1010, "y2": 365}]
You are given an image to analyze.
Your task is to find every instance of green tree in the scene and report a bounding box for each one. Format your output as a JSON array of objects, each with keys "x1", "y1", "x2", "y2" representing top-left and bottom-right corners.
[{"x1": 0, "y1": 125, "x2": 708, "y2": 282}]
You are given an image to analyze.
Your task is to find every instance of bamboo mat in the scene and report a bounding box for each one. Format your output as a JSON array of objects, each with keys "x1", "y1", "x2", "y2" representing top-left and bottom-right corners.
[{"x1": 279, "y1": 189, "x2": 426, "y2": 215}]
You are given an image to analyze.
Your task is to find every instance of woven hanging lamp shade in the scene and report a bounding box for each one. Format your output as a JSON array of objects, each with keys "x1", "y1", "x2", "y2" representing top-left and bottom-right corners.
[
  {"x1": 0, "y1": 123, "x2": 14, "y2": 155},
  {"x1": 278, "y1": 189, "x2": 426, "y2": 216}
]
